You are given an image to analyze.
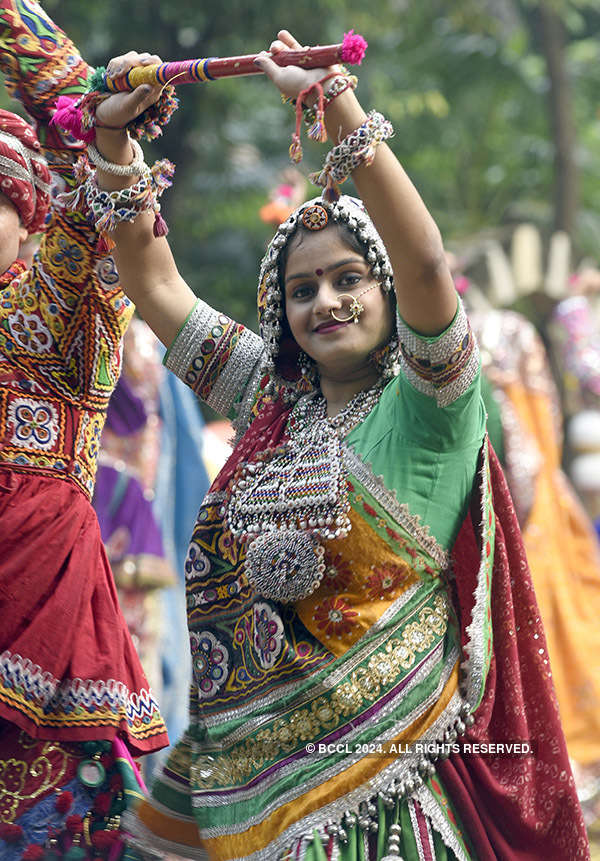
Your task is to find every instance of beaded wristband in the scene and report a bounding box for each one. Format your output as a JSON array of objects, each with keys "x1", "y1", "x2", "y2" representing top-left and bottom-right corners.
[
  {"x1": 78, "y1": 156, "x2": 175, "y2": 253},
  {"x1": 309, "y1": 110, "x2": 393, "y2": 201},
  {"x1": 302, "y1": 74, "x2": 358, "y2": 126},
  {"x1": 87, "y1": 138, "x2": 145, "y2": 177},
  {"x1": 52, "y1": 82, "x2": 179, "y2": 145}
]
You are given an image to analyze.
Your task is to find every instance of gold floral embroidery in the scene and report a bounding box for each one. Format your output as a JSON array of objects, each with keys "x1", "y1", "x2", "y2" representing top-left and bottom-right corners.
[
  {"x1": 288, "y1": 709, "x2": 319, "y2": 741},
  {"x1": 332, "y1": 595, "x2": 448, "y2": 713},
  {"x1": 271, "y1": 718, "x2": 297, "y2": 752},
  {"x1": 310, "y1": 697, "x2": 339, "y2": 731},
  {"x1": 0, "y1": 732, "x2": 75, "y2": 823},
  {"x1": 194, "y1": 594, "x2": 449, "y2": 789},
  {"x1": 333, "y1": 681, "x2": 364, "y2": 717}
]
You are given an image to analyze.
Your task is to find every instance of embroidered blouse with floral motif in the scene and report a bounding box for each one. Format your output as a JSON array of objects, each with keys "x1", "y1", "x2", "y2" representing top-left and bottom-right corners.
[{"x1": 0, "y1": 0, "x2": 166, "y2": 756}]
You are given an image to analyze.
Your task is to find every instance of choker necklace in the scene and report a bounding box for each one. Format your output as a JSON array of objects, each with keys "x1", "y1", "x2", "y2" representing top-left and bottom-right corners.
[
  {"x1": 0, "y1": 259, "x2": 28, "y2": 288},
  {"x1": 226, "y1": 381, "x2": 384, "y2": 603}
]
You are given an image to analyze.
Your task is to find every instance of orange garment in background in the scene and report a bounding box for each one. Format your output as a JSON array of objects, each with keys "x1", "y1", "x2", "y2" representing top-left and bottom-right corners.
[{"x1": 471, "y1": 308, "x2": 600, "y2": 766}]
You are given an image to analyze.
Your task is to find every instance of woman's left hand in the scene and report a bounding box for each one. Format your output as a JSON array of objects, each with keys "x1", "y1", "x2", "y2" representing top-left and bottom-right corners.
[
  {"x1": 95, "y1": 51, "x2": 163, "y2": 132},
  {"x1": 254, "y1": 29, "x2": 339, "y2": 102}
]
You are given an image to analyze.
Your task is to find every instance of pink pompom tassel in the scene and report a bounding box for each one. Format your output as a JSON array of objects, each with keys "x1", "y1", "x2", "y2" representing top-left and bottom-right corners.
[
  {"x1": 341, "y1": 30, "x2": 368, "y2": 65},
  {"x1": 153, "y1": 211, "x2": 169, "y2": 237},
  {"x1": 51, "y1": 96, "x2": 96, "y2": 144}
]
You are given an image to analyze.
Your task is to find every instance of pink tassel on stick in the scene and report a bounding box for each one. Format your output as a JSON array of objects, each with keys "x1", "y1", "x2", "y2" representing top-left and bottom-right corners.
[
  {"x1": 340, "y1": 31, "x2": 368, "y2": 65},
  {"x1": 51, "y1": 96, "x2": 96, "y2": 143},
  {"x1": 153, "y1": 211, "x2": 169, "y2": 237}
]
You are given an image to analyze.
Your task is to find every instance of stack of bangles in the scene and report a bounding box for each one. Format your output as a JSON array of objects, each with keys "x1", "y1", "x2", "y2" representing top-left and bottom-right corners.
[
  {"x1": 310, "y1": 111, "x2": 393, "y2": 201},
  {"x1": 285, "y1": 69, "x2": 393, "y2": 202},
  {"x1": 71, "y1": 137, "x2": 175, "y2": 253}
]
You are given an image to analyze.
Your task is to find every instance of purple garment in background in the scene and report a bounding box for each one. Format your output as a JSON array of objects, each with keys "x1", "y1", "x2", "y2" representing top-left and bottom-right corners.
[
  {"x1": 105, "y1": 374, "x2": 147, "y2": 437},
  {"x1": 93, "y1": 464, "x2": 164, "y2": 559}
]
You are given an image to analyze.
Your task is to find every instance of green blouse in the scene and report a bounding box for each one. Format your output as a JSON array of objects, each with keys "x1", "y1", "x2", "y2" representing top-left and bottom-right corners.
[{"x1": 165, "y1": 294, "x2": 485, "y2": 551}]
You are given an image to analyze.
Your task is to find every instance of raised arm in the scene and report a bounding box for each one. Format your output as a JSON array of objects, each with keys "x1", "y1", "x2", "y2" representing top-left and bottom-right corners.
[
  {"x1": 0, "y1": 0, "x2": 91, "y2": 167},
  {"x1": 255, "y1": 30, "x2": 457, "y2": 336},
  {"x1": 90, "y1": 55, "x2": 196, "y2": 348},
  {"x1": 88, "y1": 56, "x2": 265, "y2": 420},
  {"x1": 89, "y1": 27, "x2": 457, "y2": 348},
  {"x1": 0, "y1": 4, "x2": 133, "y2": 384}
]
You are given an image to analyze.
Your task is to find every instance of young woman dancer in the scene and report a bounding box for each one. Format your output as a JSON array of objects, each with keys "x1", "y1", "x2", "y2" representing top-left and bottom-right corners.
[{"x1": 66, "y1": 30, "x2": 589, "y2": 861}]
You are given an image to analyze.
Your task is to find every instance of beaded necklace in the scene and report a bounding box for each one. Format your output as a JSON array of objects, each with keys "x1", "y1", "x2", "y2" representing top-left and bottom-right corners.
[{"x1": 226, "y1": 380, "x2": 384, "y2": 602}]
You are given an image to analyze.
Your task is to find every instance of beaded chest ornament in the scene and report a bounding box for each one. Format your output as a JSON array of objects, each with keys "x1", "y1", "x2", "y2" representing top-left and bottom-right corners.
[{"x1": 227, "y1": 381, "x2": 384, "y2": 602}]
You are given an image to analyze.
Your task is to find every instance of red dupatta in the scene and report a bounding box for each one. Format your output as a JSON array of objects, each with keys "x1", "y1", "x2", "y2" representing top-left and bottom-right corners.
[{"x1": 439, "y1": 445, "x2": 589, "y2": 859}]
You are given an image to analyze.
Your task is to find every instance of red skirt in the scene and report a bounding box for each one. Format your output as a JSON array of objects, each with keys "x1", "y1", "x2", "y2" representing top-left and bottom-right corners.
[{"x1": 0, "y1": 465, "x2": 168, "y2": 755}]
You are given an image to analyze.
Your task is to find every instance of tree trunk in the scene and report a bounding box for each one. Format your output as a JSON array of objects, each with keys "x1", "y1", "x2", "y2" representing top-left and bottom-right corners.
[{"x1": 534, "y1": 2, "x2": 578, "y2": 234}]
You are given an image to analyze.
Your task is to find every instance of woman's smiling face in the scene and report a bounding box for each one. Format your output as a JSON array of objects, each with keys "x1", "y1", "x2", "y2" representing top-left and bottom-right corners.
[{"x1": 283, "y1": 225, "x2": 394, "y2": 380}]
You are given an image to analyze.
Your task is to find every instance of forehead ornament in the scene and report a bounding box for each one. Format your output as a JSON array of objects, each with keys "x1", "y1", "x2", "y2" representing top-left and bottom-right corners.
[{"x1": 301, "y1": 204, "x2": 328, "y2": 231}]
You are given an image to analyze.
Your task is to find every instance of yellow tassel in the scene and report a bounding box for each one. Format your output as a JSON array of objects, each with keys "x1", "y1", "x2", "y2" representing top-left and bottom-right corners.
[
  {"x1": 289, "y1": 135, "x2": 303, "y2": 164},
  {"x1": 308, "y1": 118, "x2": 327, "y2": 143}
]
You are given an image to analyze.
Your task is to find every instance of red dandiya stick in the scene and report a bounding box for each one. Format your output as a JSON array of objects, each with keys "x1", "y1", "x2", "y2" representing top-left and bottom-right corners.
[{"x1": 101, "y1": 31, "x2": 368, "y2": 93}]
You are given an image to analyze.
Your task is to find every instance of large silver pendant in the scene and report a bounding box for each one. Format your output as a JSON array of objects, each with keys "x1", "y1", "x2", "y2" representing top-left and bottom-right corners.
[
  {"x1": 244, "y1": 529, "x2": 325, "y2": 603},
  {"x1": 226, "y1": 386, "x2": 383, "y2": 603}
]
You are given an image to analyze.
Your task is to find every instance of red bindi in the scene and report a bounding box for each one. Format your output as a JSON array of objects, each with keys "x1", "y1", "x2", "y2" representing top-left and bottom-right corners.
[{"x1": 315, "y1": 268, "x2": 323, "y2": 276}]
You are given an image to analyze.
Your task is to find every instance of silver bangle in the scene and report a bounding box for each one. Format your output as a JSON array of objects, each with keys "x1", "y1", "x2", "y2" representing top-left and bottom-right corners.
[{"x1": 87, "y1": 138, "x2": 145, "y2": 177}]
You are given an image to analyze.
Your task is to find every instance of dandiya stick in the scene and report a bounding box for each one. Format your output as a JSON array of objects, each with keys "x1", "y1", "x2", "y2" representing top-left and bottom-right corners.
[{"x1": 101, "y1": 32, "x2": 368, "y2": 93}]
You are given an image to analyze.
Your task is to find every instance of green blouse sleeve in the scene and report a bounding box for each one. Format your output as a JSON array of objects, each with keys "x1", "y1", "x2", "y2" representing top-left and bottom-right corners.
[
  {"x1": 163, "y1": 298, "x2": 266, "y2": 420},
  {"x1": 348, "y1": 297, "x2": 486, "y2": 550}
]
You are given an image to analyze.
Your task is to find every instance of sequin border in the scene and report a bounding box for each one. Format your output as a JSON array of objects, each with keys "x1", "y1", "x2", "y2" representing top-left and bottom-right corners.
[
  {"x1": 195, "y1": 640, "x2": 456, "y2": 808},
  {"x1": 463, "y1": 437, "x2": 494, "y2": 710},
  {"x1": 342, "y1": 445, "x2": 449, "y2": 569},
  {"x1": 414, "y1": 784, "x2": 470, "y2": 861},
  {"x1": 397, "y1": 300, "x2": 480, "y2": 409},
  {"x1": 208, "y1": 328, "x2": 265, "y2": 416},
  {"x1": 193, "y1": 688, "x2": 466, "y2": 859}
]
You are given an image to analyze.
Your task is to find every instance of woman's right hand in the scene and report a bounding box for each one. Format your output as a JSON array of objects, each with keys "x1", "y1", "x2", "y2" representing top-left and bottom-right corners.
[
  {"x1": 95, "y1": 51, "x2": 163, "y2": 133},
  {"x1": 254, "y1": 29, "x2": 339, "y2": 103}
]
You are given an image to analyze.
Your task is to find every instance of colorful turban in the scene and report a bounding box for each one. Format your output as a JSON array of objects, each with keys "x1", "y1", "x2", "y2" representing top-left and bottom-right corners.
[{"x1": 0, "y1": 109, "x2": 52, "y2": 234}]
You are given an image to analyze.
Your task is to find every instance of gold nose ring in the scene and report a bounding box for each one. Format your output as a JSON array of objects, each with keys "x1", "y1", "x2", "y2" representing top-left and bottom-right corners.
[{"x1": 330, "y1": 294, "x2": 364, "y2": 324}]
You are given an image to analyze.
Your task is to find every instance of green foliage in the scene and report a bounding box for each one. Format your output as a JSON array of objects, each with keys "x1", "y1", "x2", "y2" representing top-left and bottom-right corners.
[{"x1": 7, "y1": 0, "x2": 600, "y2": 324}]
